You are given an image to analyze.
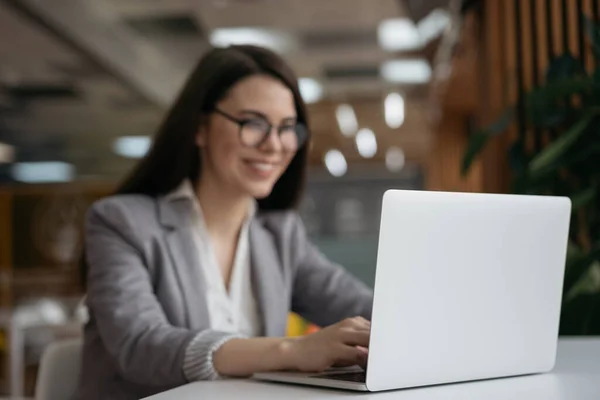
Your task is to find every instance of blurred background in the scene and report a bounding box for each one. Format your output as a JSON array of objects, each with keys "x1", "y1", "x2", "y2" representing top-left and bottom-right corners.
[{"x1": 0, "y1": 0, "x2": 599, "y2": 397}]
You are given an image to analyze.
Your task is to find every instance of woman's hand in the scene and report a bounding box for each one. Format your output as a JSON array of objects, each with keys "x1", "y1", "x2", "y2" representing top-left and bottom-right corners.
[
  {"x1": 212, "y1": 316, "x2": 370, "y2": 378},
  {"x1": 285, "y1": 316, "x2": 370, "y2": 373}
]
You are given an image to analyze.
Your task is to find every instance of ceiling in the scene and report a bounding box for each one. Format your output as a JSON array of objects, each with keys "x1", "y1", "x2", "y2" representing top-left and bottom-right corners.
[{"x1": 0, "y1": 0, "x2": 452, "y2": 183}]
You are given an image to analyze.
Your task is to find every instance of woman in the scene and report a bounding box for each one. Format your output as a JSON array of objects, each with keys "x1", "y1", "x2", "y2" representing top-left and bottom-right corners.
[{"x1": 75, "y1": 45, "x2": 373, "y2": 400}]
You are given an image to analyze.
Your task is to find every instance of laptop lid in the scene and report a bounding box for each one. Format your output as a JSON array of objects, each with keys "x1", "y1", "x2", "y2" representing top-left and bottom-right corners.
[{"x1": 366, "y1": 190, "x2": 571, "y2": 392}]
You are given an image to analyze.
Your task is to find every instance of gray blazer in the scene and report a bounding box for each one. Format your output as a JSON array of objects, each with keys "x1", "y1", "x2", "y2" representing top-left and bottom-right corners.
[{"x1": 75, "y1": 193, "x2": 373, "y2": 400}]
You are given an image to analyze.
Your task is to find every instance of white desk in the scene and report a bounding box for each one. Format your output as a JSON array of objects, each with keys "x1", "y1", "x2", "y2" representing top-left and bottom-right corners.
[{"x1": 146, "y1": 338, "x2": 600, "y2": 400}]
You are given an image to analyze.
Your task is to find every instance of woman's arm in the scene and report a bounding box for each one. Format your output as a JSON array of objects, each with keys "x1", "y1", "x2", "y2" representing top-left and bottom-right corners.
[
  {"x1": 213, "y1": 337, "x2": 294, "y2": 376},
  {"x1": 213, "y1": 317, "x2": 370, "y2": 376},
  {"x1": 85, "y1": 200, "x2": 236, "y2": 386},
  {"x1": 87, "y1": 200, "x2": 370, "y2": 385}
]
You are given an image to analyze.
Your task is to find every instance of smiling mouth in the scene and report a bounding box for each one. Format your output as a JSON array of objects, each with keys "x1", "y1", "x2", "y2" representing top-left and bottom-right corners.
[{"x1": 244, "y1": 160, "x2": 280, "y2": 173}]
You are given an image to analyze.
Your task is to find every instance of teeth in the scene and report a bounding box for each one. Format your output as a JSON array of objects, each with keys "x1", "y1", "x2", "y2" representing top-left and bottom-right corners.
[{"x1": 249, "y1": 162, "x2": 275, "y2": 172}]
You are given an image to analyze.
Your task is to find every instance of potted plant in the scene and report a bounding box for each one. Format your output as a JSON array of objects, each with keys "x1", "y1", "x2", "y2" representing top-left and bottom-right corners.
[{"x1": 461, "y1": 18, "x2": 600, "y2": 335}]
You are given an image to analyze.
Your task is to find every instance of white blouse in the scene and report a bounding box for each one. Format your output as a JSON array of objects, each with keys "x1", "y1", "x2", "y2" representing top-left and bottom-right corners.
[
  {"x1": 166, "y1": 180, "x2": 263, "y2": 381},
  {"x1": 166, "y1": 179, "x2": 262, "y2": 337}
]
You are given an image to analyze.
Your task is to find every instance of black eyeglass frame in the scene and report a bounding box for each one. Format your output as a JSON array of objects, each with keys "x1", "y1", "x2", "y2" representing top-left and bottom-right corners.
[{"x1": 213, "y1": 107, "x2": 307, "y2": 151}]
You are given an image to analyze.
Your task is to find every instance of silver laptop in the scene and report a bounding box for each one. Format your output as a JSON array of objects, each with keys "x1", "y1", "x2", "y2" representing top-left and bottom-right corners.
[{"x1": 254, "y1": 189, "x2": 571, "y2": 391}]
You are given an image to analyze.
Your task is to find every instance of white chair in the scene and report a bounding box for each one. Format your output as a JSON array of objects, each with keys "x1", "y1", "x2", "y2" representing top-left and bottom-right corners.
[{"x1": 35, "y1": 338, "x2": 83, "y2": 400}]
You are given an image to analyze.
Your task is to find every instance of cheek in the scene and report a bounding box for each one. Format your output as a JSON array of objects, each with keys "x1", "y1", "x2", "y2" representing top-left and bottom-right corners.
[
  {"x1": 221, "y1": 143, "x2": 242, "y2": 169},
  {"x1": 206, "y1": 132, "x2": 242, "y2": 171}
]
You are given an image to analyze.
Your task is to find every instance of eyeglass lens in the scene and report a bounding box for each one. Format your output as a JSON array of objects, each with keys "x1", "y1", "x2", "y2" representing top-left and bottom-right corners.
[{"x1": 240, "y1": 119, "x2": 306, "y2": 151}]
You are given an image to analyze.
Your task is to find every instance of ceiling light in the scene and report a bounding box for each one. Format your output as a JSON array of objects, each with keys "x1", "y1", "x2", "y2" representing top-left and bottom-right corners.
[
  {"x1": 417, "y1": 9, "x2": 451, "y2": 43},
  {"x1": 386, "y1": 147, "x2": 406, "y2": 172},
  {"x1": 113, "y1": 136, "x2": 151, "y2": 159},
  {"x1": 11, "y1": 162, "x2": 75, "y2": 183},
  {"x1": 356, "y1": 128, "x2": 377, "y2": 158},
  {"x1": 298, "y1": 78, "x2": 323, "y2": 104},
  {"x1": 384, "y1": 93, "x2": 405, "y2": 129},
  {"x1": 335, "y1": 104, "x2": 358, "y2": 137},
  {"x1": 324, "y1": 150, "x2": 347, "y2": 177},
  {"x1": 381, "y1": 59, "x2": 432, "y2": 84},
  {"x1": 378, "y1": 18, "x2": 423, "y2": 52},
  {"x1": 0, "y1": 142, "x2": 14, "y2": 163},
  {"x1": 210, "y1": 27, "x2": 290, "y2": 52}
]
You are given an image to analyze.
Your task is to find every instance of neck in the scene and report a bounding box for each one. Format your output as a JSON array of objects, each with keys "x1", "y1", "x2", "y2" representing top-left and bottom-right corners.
[{"x1": 194, "y1": 175, "x2": 252, "y2": 239}]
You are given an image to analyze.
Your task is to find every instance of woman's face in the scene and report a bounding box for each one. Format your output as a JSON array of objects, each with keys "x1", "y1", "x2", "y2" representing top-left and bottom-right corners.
[{"x1": 197, "y1": 74, "x2": 298, "y2": 200}]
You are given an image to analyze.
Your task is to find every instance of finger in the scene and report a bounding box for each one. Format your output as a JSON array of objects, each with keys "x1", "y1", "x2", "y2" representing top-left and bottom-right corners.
[
  {"x1": 333, "y1": 345, "x2": 369, "y2": 368},
  {"x1": 358, "y1": 350, "x2": 368, "y2": 369},
  {"x1": 346, "y1": 328, "x2": 371, "y2": 339},
  {"x1": 338, "y1": 329, "x2": 370, "y2": 347},
  {"x1": 356, "y1": 345, "x2": 369, "y2": 354},
  {"x1": 342, "y1": 317, "x2": 371, "y2": 330},
  {"x1": 353, "y1": 316, "x2": 371, "y2": 329},
  {"x1": 357, "y1": 347, "x2": 369, "y2": 370}
]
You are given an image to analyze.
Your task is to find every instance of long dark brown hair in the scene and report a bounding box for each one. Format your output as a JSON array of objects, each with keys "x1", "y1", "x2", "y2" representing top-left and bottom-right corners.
[
  {"x1": 116, "y1": 44, "x2": 310, "y2": 210},
  {"x1": 81, "y1": 45, "x2": 310, "y2": 287}
]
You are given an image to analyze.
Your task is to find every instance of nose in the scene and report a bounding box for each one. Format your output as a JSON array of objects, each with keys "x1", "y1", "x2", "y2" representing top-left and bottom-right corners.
[{"x1": 258, "y1": 127, "x2": 284, "y2": 152}]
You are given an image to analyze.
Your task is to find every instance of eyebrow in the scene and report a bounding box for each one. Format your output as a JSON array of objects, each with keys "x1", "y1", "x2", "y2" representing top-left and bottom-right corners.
[{"x1": 239, "y1": 109, "x2": 297, "y2": 123}]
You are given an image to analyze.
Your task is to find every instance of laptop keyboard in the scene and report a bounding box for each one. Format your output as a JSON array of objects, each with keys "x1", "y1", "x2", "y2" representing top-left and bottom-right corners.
[{"x1": 311, "y1": 371, "x2": 366, "y2": 383}]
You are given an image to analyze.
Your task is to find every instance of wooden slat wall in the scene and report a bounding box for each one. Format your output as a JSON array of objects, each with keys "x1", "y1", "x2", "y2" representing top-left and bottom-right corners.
[
  {"x1": 0, "y1": 182, "x2": 114, "y2": 307},
  {"x1": 427, "y1": 0, "x2": 597, "y2": 193},
  {"x1": 480, "y1": 0, "x2": 510, "y2": 193},
  {"x1": 426, "y1": 10, "x2": 483, "y2": 192},
  {"x1": 511, "y1": 0, "x2": 597, "y2": 154},
  {"x1": 426, "y1": 114, "x2": 483, "y2": 192}
]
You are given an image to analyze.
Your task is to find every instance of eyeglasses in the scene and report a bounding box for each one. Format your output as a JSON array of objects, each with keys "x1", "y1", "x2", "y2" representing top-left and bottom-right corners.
[{"x1": 213, "y1": 108, "x2": 307, "y2": 152}]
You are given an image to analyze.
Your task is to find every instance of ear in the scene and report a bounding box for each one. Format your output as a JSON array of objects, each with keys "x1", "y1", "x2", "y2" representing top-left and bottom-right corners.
[
  {"x1": 196, "y1": 128, "x2": 207, "y2": 147},
  {"x1": 196, "y1": 118, "x2": 209, "y2": 147}
]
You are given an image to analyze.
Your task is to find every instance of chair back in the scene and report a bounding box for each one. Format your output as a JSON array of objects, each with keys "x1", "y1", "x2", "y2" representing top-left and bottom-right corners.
[{"x1": 35, "y1": 338, "x2": 83, "y2": 400}]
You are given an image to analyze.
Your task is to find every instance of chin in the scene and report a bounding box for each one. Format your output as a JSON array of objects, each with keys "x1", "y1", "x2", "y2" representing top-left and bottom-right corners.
[{"x1": 245, "y1": 183, "x2": 276, "y2": 200}]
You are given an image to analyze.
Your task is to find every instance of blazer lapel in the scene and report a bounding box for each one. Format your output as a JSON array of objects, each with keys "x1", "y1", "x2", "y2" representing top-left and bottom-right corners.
[
  {"x1": 158, "y1": 196, "x2": 210, "y2": 330},
  {"x1": 249, "y1": 220, "x2": 288, "y2": 337}
]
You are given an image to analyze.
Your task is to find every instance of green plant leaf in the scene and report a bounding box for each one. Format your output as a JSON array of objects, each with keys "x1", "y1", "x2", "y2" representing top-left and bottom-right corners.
[
  {"x1": 510, "y1": 172, "x2": 557, "y2": 194},
  {"x1": 461, "y1": 134, "x2": 488, "y2": 176},
  {"x1": 527, "y1": 77, "x2": 593, "y2": 103},
  {"x1": 565, "y1": 261, "x2": 600, "y2": 302},
  {"x1": 571, "y1": 187, "x2": 597, "y2": 210},
  {"x1": 507, "y1": 140, "x2": 528, "y2": 174},
  {"x1": 461, "y1": 108, "x2": 514, "y2": 176},
  {"x1": 528, "y1": 53, "x2": 589, "y2": 128},
  {"x1": 565, "y1": 142, "x2": 600, "y2": 170},
  {"x1": 528, "y1": 112, "x2": 597, "y2": 175},
  {"x1": 526, "y1": 77, "x2": 594, "y2": 128},
  {"x1": 545, "y1": 53, "x2": 586, "y2": 82},
  {"x1": 567, "y1": 241, "x2": 585, "y2": 262},
  {"x1": 563, "y1": 242, "x2": 600, "y2": 297}
]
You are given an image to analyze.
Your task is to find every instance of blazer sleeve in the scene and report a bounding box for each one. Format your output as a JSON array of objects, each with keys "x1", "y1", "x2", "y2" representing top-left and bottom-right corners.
[
  {"x1": 289, "y1": 212, "x2": 374, "y2": 327},
  {"x1": 84, "y1": 200, "x2": 239, "y2": 386}
]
